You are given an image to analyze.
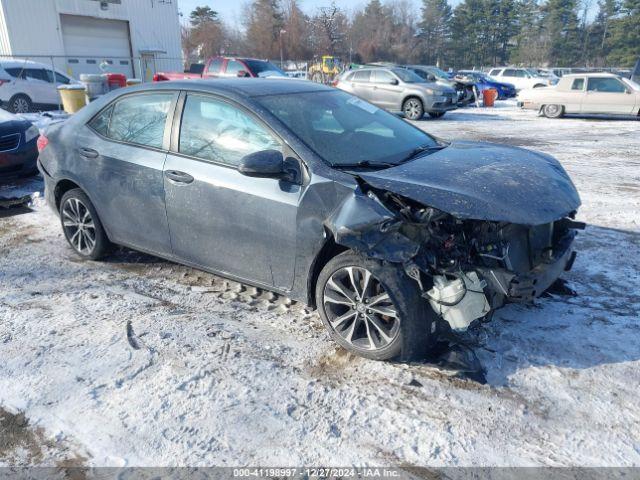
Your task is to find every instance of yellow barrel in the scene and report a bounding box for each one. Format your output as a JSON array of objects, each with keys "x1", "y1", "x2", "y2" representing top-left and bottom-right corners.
[{"x1": 57, "y1": 85, "x2": 87, "y2": 114}]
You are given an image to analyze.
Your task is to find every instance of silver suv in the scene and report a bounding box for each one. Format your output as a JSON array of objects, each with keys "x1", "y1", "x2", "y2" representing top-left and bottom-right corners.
[{"x1": 336, "y1": 67, "x2": 458, "y2": 120}]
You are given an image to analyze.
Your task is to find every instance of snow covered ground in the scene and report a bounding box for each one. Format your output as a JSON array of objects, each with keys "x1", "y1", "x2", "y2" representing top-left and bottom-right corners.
[{"x1": 0, "y1": 103, "x2": 639, "y2": 467}]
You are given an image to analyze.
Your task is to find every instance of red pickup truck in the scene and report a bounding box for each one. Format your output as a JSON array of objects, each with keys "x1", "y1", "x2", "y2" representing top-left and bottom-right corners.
[{"x1": 154, "y1": 56, "x2": 288, "y2": 82}]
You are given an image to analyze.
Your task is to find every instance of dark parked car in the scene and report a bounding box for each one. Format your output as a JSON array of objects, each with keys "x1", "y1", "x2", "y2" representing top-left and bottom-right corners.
[
  {"x1": 38, "y1": 80, "x2": 582, "y2": 360},
  {"x1": 0, "y1": 109, "x2": 40, "y2": 178}
]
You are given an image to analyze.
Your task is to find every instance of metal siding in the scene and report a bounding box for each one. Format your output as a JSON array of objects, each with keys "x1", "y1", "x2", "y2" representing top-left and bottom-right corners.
[{"x1": 0, "y1": 0, "x2": 181, "y2": 76}]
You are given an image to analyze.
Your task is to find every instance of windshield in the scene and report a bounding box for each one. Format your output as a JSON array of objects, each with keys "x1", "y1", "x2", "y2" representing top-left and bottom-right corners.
[
  {"x1": 244, "y1": 60, "x2": 286, "y2": 78},
  {"x1": 258, "y1": 90, "x2": 439, "y2": 168},
  {"x1": 429, "y1": 66, "x2": 450, "y2": 79},
  {"x1": 621, "y1": 77, "x2": 640, "y2": 91},
  {"x1": 392, "y1": 68, "x2": 425, "y2": 83}
]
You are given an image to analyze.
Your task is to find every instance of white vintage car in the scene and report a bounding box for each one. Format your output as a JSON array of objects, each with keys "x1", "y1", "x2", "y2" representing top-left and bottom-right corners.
[{"x1": 518, "y1": 73, "x2": 640, "y2": 118}]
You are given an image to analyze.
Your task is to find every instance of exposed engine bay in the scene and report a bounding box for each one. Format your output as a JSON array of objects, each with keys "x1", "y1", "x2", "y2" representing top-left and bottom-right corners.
[{"x1": 326, "y1": 180, "x2": 585, "y2": 332}]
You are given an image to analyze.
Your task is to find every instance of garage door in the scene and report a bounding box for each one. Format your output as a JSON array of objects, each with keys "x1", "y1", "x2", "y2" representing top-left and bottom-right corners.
[{"x1": 60, "y1": 14, "x2": 134, "y2": 78}]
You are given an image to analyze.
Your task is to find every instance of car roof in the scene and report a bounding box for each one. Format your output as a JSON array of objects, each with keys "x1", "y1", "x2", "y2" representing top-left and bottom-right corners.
[
  {"x1": 562, "y1": 72, "x2": 621, "y2": 78},
  {"x1": 127, "y1": 78, "x2": 332, "y2": 98},
  {"x1": 0, "y1": 59, "x2": 52, "y2": 69}
]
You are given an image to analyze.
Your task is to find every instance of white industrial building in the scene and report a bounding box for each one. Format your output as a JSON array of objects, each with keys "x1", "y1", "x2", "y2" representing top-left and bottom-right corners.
[{"x1": 0, "y1": 0, "x2": 182, "y2": 80}]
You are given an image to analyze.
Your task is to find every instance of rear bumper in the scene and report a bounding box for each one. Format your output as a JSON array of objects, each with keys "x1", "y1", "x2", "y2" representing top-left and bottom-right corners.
[
  {"x1": 38, "y1": 158, "x2": 58, "y2": 213},
  {"x1": 517, "y1": 101, "x2": 540, "y2": 110}
]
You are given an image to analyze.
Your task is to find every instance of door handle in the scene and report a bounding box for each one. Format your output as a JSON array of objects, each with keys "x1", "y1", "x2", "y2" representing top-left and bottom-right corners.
[
  {"x1": 165, "y1": 170, "x2": 194, "y2": 184},
  {"x1": 79, "y1": 147, "x2": 99, "y2": 158}
]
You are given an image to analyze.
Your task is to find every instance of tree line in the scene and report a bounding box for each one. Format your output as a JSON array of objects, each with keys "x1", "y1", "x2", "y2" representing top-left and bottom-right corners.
[{"x1": 182, "y1": 0, "x2": 639, "y2": 69}]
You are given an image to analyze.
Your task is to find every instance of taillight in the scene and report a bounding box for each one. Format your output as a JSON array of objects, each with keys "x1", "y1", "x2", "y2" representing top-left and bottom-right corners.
[
  {"x1": 331, "y1": 80, "x2": 339, "y2": 87},
  {"x1": 37, "y1": 135, "x2": 49, "y2": 152}
]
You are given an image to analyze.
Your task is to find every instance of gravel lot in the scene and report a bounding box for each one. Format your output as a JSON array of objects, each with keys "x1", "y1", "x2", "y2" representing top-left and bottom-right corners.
[{"x1": 0, "y1": 103, "x2": 639, "y2": 467}]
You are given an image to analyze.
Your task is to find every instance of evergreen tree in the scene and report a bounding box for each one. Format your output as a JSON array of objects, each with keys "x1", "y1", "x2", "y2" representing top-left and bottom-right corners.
[
  {"x1": 606, "y1": 0, "x2": 640, "y2": 66},
  {"x1": 417, "y1": 0, "x2": 452, "y2": 66},
  {"x1": 543, "y1": 0, "x2": 582, "y2": 65}
]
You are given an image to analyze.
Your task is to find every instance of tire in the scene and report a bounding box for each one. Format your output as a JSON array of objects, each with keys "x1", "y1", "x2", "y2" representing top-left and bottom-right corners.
[
  {"x1": 402, "y1": 97, "x2": 424, "y2": 121},
  {"x1": 311, "y1": 72, "x2": 324, "y2": 84},
  {"x1": 59, "y1": 188, "x2": 111, "y2": 260},
  {"x1": 8, "y1": 94, "x2": 32, "y2": 114},
  {"x1": 428, "y1": 112, "x2": 446, "y2": 119},
  {"x1": 316, "y1": 251, "x2": 437, "y2": 361},
  {"x1": 543, "y1": 104, "x2": 564, "y2": 119},
  {"x1": 533, "y1": 84, "x2": 545, "y2": 89}
]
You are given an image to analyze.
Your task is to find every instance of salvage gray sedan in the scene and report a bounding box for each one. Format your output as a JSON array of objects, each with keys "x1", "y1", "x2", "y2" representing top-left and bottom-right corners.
[{"x1": 38, "y1": 79, "x2": 583, "y2": 361}]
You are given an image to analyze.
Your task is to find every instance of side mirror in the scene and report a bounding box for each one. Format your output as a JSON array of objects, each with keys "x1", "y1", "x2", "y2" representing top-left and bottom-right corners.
[
  {"x1": 389, "y1": 78, "x2": 399, "y2": 85},
  {"x1": 427, "y1": 74, "x2": 436, "y2": 82},
  {"x1": 238, "y1": 150, "x2": 285, "y2": 178},
  {"x1": 237, "y1": 70, "x2": 250, "y2": 78}
]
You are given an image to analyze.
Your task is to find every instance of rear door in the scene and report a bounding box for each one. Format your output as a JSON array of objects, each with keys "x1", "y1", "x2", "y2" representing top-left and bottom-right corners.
[
  {"x1": 163, "y1": 92, "x2": 305, "y2": 288},
  {"x1": 77, "y1": 91, "x2": 177, "y2": 255},
  {"x1": 24, "y1": 68, "x2": 58, "y2": 106},
  {"x1": 203, "y1": 58, "x2": 223, "y2": 78},
  {"x1": 350, "y1": 70, "x2": 374, "y2": 103},
  {"x1": 584, "y1": 77, "x2": 635, "y2": 114}
]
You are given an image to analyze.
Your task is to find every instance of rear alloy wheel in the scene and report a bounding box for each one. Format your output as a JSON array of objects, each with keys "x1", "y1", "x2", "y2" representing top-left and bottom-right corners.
[
  {"x1": 59, "y1": 189, "x2": 111, "y2": 260},
  {"x1": 9, "y1": 94, "x2": 32, "y2": 114},
  {"x1": 316, "y1": 251, "x2": 437, "y2": 361},
  {"x1": 403, "y1": 98, "x2": 424, "y2": 121},
  {"x1": 543, "y1": 104, "x2": 564, "y2": 119}
]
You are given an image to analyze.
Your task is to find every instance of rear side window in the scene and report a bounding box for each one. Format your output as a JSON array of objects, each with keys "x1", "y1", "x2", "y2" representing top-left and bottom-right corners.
[
  {"x1": 488, "y1": 69, "x2": 501, "y2": 76},
  {"x1": 587, "y1": 77, "x2": 626, "y2": 93},
  {"x1": 225, "y1": 60, "x2": 246, "y2": 76},
  {"x1": 207, "y1": 58, "x2": 223, "y2": 74},
  {"x1": 571, "y1": 78, "x2": 585, "y2": 90},
  {"x1": 5, "y1": 67, "x2": 25, "y2": 79},
  {"x1": 88, "y1": 105, "x2": 113, "y2": 136},
  {"x1": 179, "y1": 94, "x2": 281, "y2": 167},
  {"x1": 94, "y1": 93, "x2": 174, "y2": 149},
  {"x1": 353, "y1": 70, "x2": 371, "y2": 83},
  {"x1": 503, "y1": 69, "x2": 517, "y2": 77}
]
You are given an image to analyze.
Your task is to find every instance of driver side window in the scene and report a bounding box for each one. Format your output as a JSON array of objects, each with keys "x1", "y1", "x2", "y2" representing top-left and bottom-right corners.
[{"x1": 179, "y1": 94, "x2": 281, "y2": 167}]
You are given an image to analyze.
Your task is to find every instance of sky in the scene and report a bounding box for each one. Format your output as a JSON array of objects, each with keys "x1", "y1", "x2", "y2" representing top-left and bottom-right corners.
[{"x1": 176, "y1": 0, "x2": 419, "y2": 27}]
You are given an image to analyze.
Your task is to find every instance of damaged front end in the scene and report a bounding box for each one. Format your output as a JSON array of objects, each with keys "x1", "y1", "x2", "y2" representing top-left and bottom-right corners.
[{"x1": 326, "y1": 181, "x2": 584, "y2": 332}]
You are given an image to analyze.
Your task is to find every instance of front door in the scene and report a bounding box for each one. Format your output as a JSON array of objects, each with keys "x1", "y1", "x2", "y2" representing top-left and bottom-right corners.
[
  {"x1": 584, "y1": 77, "x2": 635, "y2": 114},
  {"x1": 370, "y1": 70, "x2": 403, "y2": 109},
  {"x1": 77, "y1": 91, "x2": 177, "y2": 255},
  {"x1": 163, "y1": 92, "x2": 303, "y2": 289}
]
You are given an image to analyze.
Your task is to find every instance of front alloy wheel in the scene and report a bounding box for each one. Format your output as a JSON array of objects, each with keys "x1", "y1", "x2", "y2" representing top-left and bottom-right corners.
[
  {"x1": 316, "y1": 251, "x2": 438, "y2": 360},
  {"x1": 323, "y1": 266, "x2": 400, "y2": 353},
  {"x1": 403, "y1": 98, "x2": 424, "y2": 120}
]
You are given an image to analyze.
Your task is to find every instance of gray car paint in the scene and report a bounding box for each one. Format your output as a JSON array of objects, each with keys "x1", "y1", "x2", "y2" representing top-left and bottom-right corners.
[
  {"x1": 336, "y1": 68, "x2": 457, "y2": 114},
  {"x1": 39, "y1": 79, "x2": 580, "y2": 306}
]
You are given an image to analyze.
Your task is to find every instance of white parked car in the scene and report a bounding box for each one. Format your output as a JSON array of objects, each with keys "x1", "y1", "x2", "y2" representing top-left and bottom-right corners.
[
  {"x1": 0, "y1": 60, "x2": 79, "y2": 113},
  {"x1": 517, "y1": 73, "x2": 640, "y2": 118},
  {"x1": 488, "y1": 67, "x2": 555, "y2": 91}
]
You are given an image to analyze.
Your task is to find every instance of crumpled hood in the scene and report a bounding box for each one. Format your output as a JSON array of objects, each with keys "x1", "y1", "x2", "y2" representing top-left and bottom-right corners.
[{"x1": 358, "y1": 141, "x2": 581, "y2": 225}]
